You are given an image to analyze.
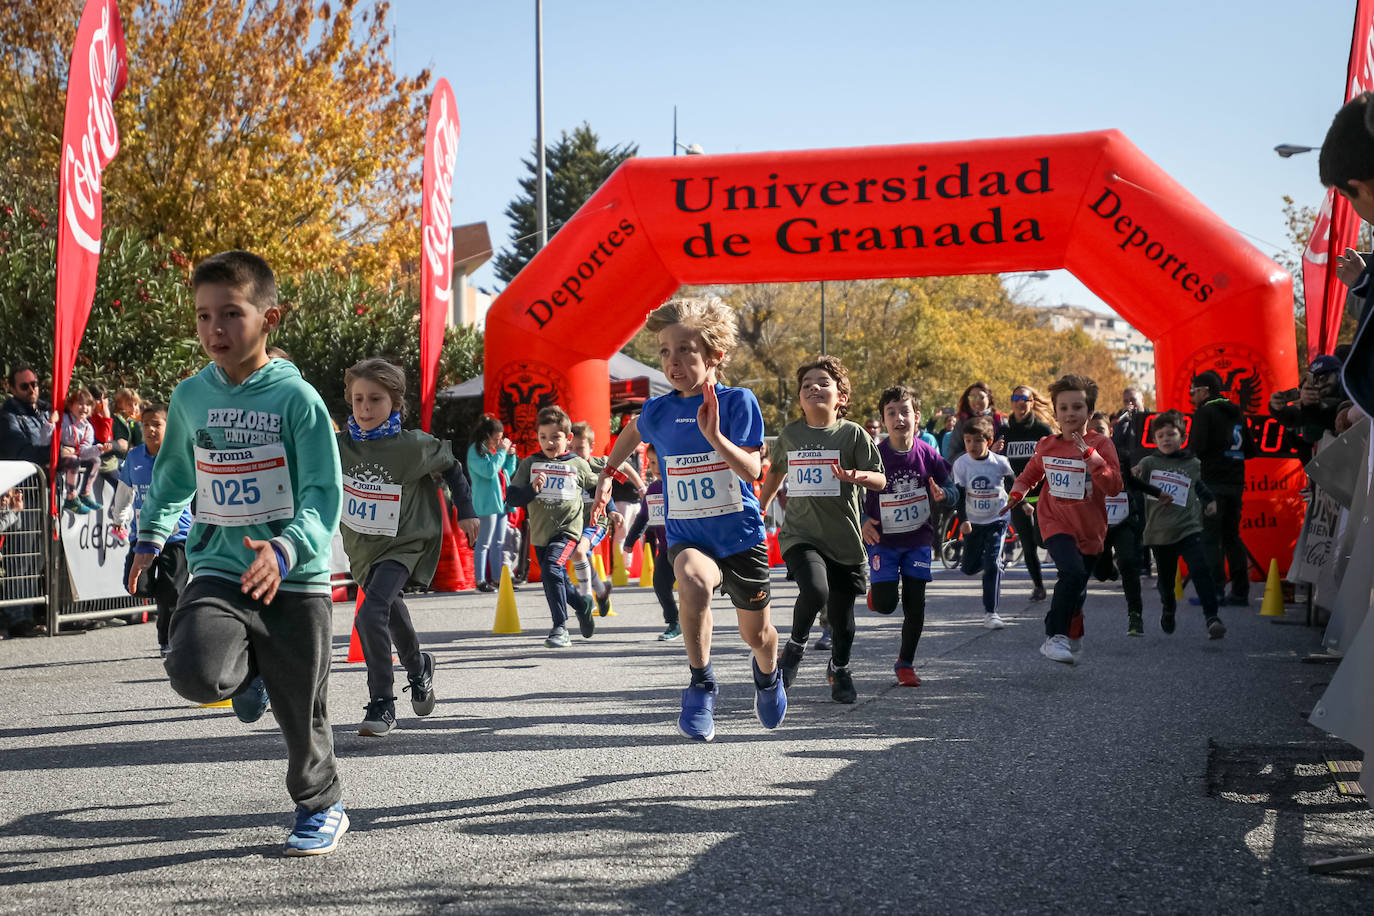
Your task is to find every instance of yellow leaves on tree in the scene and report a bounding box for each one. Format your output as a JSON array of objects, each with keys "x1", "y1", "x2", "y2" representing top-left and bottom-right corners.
[
  {"x1": 0, "y1": 0, "x2": 431, "y2": 281},
  {"x1": 625, "y1": 277, "x2": 1131, "y2": 429}
]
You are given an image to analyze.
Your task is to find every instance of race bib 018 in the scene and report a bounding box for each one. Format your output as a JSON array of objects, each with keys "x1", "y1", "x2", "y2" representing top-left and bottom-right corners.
[
  {"x1": 341, "y1": 474, "x2": 402, "y2": 537},
  {"x1": 665, "y1": 451, "x2": 744, "y2": 520},
  {"x1": 532, "y1": 462, "x2": 580, "y2": 503},
  {"x1": 194, "y1": 442, "x2": 294, "y2": 527},
  {"x1": 787, "y1": 449, "x2": 842, "y2": 498},
  {"x1": 1043, "y1": 455, "x2": 1087, "y2": 500}
]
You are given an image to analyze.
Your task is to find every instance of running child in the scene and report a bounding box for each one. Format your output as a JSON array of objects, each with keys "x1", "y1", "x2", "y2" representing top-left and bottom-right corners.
[
  {"x1": 861, "y1": 385, "x2": 952, "y2": 687},
  {"x1": 507, "y1": 406, "x2": 601, "y2": 648},
  {"x1": 998, "y1": 384, "x2": 1055, "y2": 601},
  {"x1": 1004, "y1": 374, "x2": 1122, "y2": 665},
  {"x1": 337, "y1": 358, "x2": 478, "y2": 737},
  {"x1": 592, "y1": 297, "x2": 786, "y2": 741},
  {"x1": 113, "y1": 403, "x2": 192, "y2": 656},
  {"x1": 127, "y1": 250, "x2": 347, "y2": 855},
  {"x1": 624, "y1": 444, "x2": 681, "y2": 640},
  {"x1": 950, "y1": 416, "x2": 1015, "y2": 630},
  {"x1": 760, "y1": 356, "x2": 885, "y2": 703},
  {"x1": 570, "y1": 422, "x2": 635, "y2": 615},
  {"x1": 1133, "y1": 410, "x2": 1226, "y2": 639},
  {"x1": 1087, "y1": 411, "x2": 1153, "y2": 636}
]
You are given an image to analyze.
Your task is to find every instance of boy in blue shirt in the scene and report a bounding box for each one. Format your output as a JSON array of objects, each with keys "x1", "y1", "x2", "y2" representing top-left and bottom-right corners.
[
  {"x1": 113, "y1": 403, "x2": 192, "y2": 656},
  {"x1": 127, "y1": 250, "x2": 346, "y2": 856},
  {"x1": 593, "y1": 298, "x2": 785, "y2": 741}
]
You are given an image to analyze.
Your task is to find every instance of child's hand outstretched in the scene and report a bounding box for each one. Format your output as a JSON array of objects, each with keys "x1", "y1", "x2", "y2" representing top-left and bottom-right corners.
[
  {"x1": 531, "y1": 471, "x2": 546, "y2": 493},
  {"x1": 861, "y1": 517, "x2": 881, "y2": 546},
  {"x1": 1204, "y1": 500, "x2": 1218, "y2": 517},
  {"x1": 697, "y1": 368, "x2": 721, "y2": 444},
  {"x1": 831, "y1": 464, "x2": 865, "y2": 484},
  {"x1": 1337, "y1": 248, "x2": 1366, "y2": 286},
  {"x1": 591, "y1": 476, "x2": 613, "y2": 523},
  {"x1": 1158, "y1": 492, "x2": 1175, "y2": 505},
  {"x1": 126, "y1": 552, "x2": 152, "y2": 596},
  {"x1": 1071, "y1": 432, "x2": 1090, "y2": 454},
  {"x1": 928, "y1": 480, "x2": 946, "y2": 504},
  {"x1": 241, "y1": 536, "x2": 282, "y2": 604},
  {"x1": 959, "y1": 520, "x2": 972, "y2": 536}
]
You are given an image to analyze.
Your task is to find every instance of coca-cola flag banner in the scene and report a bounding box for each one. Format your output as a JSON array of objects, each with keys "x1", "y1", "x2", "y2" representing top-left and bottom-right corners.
[
  {"x1": 419, "y1": 79, "x2": 460, "y2": 432},
  {"x1": 1301, "y1": 0, "x2": 1374, "y2": 361},
  {"x1": 50, "y1": 0, "x2": 128, "y2": 494}
]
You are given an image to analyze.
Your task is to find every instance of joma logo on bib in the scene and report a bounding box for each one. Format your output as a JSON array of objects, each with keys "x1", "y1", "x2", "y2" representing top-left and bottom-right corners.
[{"x1": 673, "y1": 454, "x2": 712, "y2": 465}]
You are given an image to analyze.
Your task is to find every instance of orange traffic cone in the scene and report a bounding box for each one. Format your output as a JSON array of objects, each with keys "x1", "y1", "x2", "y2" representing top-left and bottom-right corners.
[
  {"x1": 347, "y1": 589, "x2": 366, "y2": 662},
  {"x1": 431, "y1": 494, "x2": 468, "y2": 592}
]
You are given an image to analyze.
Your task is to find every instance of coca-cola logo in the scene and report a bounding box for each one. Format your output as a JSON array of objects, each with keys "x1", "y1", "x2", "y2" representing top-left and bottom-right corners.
[
  {"x1": 62, "y1": 2, "x2": 125, "y2": 255},
  {"x1": 422, "y1": 87, "x2": 459, "y2": 305}
]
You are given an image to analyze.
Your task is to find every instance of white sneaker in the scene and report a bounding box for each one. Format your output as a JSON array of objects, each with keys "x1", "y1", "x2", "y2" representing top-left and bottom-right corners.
[
  {"x1": 1040, "y1": 635, "x2": 1074, "y2": 664},
  {"x1": 1067, "y1": 637, "x2": 1083, "y2": 657},
  {"x1": 984, "y1": 612, "x2": 1006, "y2": 630}
]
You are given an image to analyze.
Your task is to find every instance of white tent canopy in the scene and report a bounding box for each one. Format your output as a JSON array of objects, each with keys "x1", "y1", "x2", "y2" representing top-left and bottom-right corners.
[{"x1": 438, "y1": 351, "x2": 670, "y2": 400}]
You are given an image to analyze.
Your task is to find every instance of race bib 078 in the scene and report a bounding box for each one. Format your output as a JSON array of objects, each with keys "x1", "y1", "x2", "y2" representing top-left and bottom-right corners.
[
  {"x1": 194, "y1": 442, "x2": 294, "y2": 527},
  {"x1": 665, "y1": 451, "x2": 744, "y2": 519},
  {"x1": 532, "y1": 462, "x2": 580, "y2": 503}
]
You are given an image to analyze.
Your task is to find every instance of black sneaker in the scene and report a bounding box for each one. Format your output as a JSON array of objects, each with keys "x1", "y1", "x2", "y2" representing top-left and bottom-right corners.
[
  {"x1": 778, "y1": 640, "x2": 805, "y2": 689},
  {"x1": 359, "y1": 696, "x2": 396, "y2": 737},
  {"x1": 476, "y1": 581, "x2": 496, "y2": 593},
  {"x1": 1206, "y1": 616, "x2": 1227, "y2": 639},
  {"x1": 1127, "y1": 613, "x2": 1144, "y2": 637},
  {"x1": 1160, "y1": 610, "x2": 1176, "y2": 635},
  {"x1": 574, "y1": 595, "x2": 596, "y2": 639},
  {"x1": 827, "y1": 661, "x2": 857, "y2": 704},
  {"x1": 595, "y1": 584, "x2": 613, "y2": 617},
  {"x1": 405, "y1": 652, "x2": 436, "y2": 716}
]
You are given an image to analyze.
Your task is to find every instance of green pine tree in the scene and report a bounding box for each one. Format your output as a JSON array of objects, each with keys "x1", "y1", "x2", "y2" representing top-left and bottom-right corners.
[{"x1": 493, "y1": 123, "x2": 637, "y2": 284}]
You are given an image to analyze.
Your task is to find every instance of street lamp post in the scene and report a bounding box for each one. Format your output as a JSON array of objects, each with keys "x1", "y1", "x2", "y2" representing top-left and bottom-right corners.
[
  {"x1": 1275, "y1": 144, "x2": 1320, "y2": 158},
  {"x1": 672, "y1": 107, "x2": 704, "y2": 155},
  {"x1": 535, "y1": 0, "x2": 547, "y2": 251}
]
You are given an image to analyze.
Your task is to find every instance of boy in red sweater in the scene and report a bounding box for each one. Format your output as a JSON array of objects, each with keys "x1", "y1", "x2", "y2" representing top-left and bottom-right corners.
[{"x1": 1003, "y1": 375, "x2": 1122, "y2": 665}]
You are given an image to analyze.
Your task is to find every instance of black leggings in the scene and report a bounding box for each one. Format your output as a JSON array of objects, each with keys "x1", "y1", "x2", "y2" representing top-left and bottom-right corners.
[
  {"x1": 784, "y1": 545, "x2": 863, "y2": 667},
  {"x1": 1009, "y1": 501, "x2": 1043, "y2": 589},
  {"x1": 869, "y1": 575, "x2": 928, "y2": 664},
  {"x1": 647, "y1": 541, "x2": 678, "y2": 626}
]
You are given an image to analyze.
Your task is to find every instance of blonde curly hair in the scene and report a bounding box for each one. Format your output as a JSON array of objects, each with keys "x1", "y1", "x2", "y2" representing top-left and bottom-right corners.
[{"x1": 645, "y1": 297, "x2": 739, "y2": 372}]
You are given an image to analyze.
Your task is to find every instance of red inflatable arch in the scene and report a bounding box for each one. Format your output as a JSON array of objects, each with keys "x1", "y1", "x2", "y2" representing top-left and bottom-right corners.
[{"x1": 484, "y1": 130, "x2": 1303, "y2": 574}]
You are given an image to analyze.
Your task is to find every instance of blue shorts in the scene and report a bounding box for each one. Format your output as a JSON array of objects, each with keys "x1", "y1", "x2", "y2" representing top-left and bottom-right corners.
[{"x1": 866, "y1": 543, "x2": 932, "y2": 584}]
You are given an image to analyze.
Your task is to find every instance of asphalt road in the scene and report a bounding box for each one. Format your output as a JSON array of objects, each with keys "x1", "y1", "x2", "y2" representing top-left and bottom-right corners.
[{"x1": 1, "y1": 563, "x2": 1371, "y2": 915}]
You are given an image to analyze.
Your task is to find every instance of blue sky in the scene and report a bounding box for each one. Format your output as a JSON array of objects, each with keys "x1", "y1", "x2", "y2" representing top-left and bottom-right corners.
[{"x1": 392, "y1": 0, "x2": 1353, "y2": 313}]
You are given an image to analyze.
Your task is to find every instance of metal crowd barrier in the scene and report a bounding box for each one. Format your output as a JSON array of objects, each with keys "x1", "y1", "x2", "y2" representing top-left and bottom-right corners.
[{"x1": 0, "y1": 463, "x2": 52, "y2": 633}]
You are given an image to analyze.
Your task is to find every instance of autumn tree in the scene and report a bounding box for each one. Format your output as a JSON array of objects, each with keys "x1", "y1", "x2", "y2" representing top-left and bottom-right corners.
[
  {"x1": 0, "y1": 0, "x2": 431, "y2": 281},
  {"x1": 493, "y1": 123, "x2": 637, "y2": 284}
]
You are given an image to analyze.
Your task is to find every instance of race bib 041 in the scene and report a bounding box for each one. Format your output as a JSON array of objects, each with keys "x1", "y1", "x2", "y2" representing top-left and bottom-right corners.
[
  {"x1": 787, "y1": 449, "x2": 841, "y2": 498},
  {"x1": 665, "y1": 451, "x2": 744, "y2": 519},
  {"x1": 194, "y1": 442, "x2": 294, "y2": 527},
  {"x1": 341, "y1": 474, "x2": 402, "y2": 537}
]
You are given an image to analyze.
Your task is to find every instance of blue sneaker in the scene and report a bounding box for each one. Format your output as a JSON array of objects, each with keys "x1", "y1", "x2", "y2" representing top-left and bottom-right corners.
[
  {"x1": 678, "y1": 681, "x2": 718, "y2": 742},
  {"x1": 284, "y1": 801, "x2": 349, "y2": 856},
  {"x1": 752, "y1": 658, "x2": 787, "y2": 729},
  {"x1": 231, "y1": 675, "x2": 269, "y2": 724}
]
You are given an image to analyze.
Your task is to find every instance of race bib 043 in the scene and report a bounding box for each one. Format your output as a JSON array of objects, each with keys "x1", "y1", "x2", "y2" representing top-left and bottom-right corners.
[
  {"x1": 341, "y1": 474, "x2": 402, "y2": 537},
  {"x1": 194, "y1": 442, "x2": 294, "y2": 527},
  {"x1": 787, "y1": 449, "x2": 842, "y2": 498},
  {"x1": 665, "y1": 451, "x2": 744, "y2": 520}
]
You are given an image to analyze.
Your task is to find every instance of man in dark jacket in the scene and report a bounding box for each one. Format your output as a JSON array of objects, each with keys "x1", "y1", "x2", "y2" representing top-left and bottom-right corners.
[
  {"x1": 1, "y1": 364, "x2": 55, "y2": 465},
  {"x1": 1189, "y1": 370, "x2": 1250, "y2": 605}
]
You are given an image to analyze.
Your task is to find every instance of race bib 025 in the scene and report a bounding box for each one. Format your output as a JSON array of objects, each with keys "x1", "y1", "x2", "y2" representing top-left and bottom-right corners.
[{"x1": 194, "y1": 442, "x2": 294, "y2": 527}]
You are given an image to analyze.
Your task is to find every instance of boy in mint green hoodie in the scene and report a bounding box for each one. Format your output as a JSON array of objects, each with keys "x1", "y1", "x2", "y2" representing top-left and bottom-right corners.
[{"x1": 126, "y1": 250, "x2": 346, "y2": 856}]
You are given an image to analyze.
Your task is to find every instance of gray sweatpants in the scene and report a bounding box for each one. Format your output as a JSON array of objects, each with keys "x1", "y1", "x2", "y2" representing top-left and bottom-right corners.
[
  {"x1": 164, "y1": 576, "x2": 341, "y2": 813},
  {"x1": 357, "y1": 560, "x2": 423, "y2": 700}
]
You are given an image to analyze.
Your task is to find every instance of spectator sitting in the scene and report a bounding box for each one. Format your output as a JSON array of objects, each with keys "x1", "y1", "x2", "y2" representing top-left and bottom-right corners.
[
  {"x1": 1, "y1": 364, "x2": 56, "y2": 465},
  {"x1": 88, "y1": 383, "x2": 121, "y2": 504},
  {"x1": 58, "y1": 388, "x2": 105, "y2": 513}
]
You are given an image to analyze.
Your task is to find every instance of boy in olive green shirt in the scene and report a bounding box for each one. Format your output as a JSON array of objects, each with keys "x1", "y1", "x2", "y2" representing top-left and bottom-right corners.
[
  {"x1": 760, "y1": 357, "x2": 885, "y2": 703},
  {"x1": 507, "y1": 406, "x2": 601, "y2": 648}
]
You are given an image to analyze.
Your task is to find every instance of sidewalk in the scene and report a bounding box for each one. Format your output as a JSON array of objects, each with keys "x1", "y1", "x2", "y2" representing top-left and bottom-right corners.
[{"x1": 0, "y1": 567, "x2": 1370, "y2": 914}]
